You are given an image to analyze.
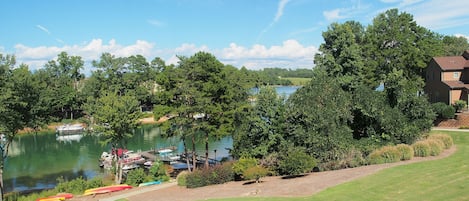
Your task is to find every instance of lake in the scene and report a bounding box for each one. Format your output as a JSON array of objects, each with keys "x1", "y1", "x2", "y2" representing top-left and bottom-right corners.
[{"x1": 4, "y1": 85, "x2": 300, "y2": 193}]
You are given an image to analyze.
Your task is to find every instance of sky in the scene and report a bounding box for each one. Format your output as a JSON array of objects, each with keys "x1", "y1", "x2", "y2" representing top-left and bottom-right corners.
[{"x1": 1, "y1": 0, "x2": 469, "y2": 74}]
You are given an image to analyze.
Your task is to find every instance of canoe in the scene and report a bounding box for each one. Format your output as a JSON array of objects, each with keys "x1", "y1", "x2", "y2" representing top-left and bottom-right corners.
[
  {"x1": 83, "y1": 184, "x2": 132, "y2": 196},
  {"x1": 36, "y1": 196, "x2": 65, "y2": 201},
  {"x1": 138, "y1": 180, "x2": 161, "y2": 187},
  {"x1": 36, "y1": 193, "x2": 73, "y2": 201}
]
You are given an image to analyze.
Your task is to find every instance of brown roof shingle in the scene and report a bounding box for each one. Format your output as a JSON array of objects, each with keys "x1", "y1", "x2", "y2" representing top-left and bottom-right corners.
[
  {"x1": 443, "y1": 80, "x2": 469, "y2": 89},
  {"x1": 434, "y1": 56, "x2": 469, "y2": 70}
]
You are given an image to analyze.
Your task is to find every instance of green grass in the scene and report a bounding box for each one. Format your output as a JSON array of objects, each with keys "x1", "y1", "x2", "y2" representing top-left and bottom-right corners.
[
  {"x1": 206, "y1": 131, "x2": 469, "y2": 201},
  {"x1": 281, "y1": 77, "x2": 311, "y2": 86}
]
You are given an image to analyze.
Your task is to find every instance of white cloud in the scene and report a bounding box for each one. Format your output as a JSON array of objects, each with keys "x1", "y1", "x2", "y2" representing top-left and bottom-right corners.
[
  {"x1": 385, "y1": 0, "x2": 469, "y2": 31},
  {"x1": 220, "y1": 39, "x2": 317, "y2": 69},
  {"x1": 323, "y1": 9, "x2": 342, "y2": 21},
  {"x1": 10, "y1": 39, "x2": 316, "y2": 72},
  {"x1": 36, "y1": 25, "x2": 51, "y2": 35},
  {"x1": 455, "y1": 34, "x2": 469, "y2": 41},
  {"x1": 147, "y1": 19, "x2": 164, "y2": 27},
  {"x1": 274, "y1": 0, "x2": 291, "y2": 22},
  {"x1": 257, "y1": 0, "x2": 292, "y2": 42}
]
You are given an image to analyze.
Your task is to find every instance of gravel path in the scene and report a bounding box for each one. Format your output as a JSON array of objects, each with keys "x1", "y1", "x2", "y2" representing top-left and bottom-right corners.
[{"x1": 71, "y1": 146, "x2": 455, "y2": 201}]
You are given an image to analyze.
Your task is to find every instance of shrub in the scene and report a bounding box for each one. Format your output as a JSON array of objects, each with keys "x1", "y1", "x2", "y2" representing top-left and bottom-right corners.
[
  {"x1": 243, "y1": 166, "x2": 270, "y2": 183},
  {"x1": 185, "y1": 163, "x2": 234, "y2": 188},
  {"x1": 453, "y1": 100, "x2": 466, "y2": 112},
  {"x1": 86, "y1": 177, "x2": 104, "y2": 189},
  {"x1": 177, "y1": 171, "x2": 189, "y2": 186},
  {"x1": 232, "y1": 157, "x2": 258, "y2": 180},
  {"x1": 149, "y1": 160, "x2": 170, "y2": 182},
  {"x1": 432, "y1": 102, "x2": 455, "y2": 119},
  {"x1": 278, "y1": 147, "x2": 316, "y2": 176},
  {"x1": 368, "y1": 146, "x2": 401, "y2": 164},
  {"x1": 413, "y1": 141, "x2": 431, "y2": 157},
  {"x1": 426, "y1": 139, "x2": 444, "y2": 156},
  {"x1": 428, "y1": 134, "x2": 453, "y2": 149},
  {"x1": 125, "y1": 168, "x2": 146, "y2": 187},
  {"x1": 55, "y1": 176, "x2": 87, "y2": 194},
  {"x1": 395, "y1": 144, "x2": 414, "y2": 161}
]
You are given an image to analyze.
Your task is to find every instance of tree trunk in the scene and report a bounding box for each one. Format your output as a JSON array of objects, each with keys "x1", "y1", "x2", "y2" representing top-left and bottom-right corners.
[
  {"x1": 204, "y1": 132, "x2": 209, "y2": 168},
  {"x1": 0, "y1": 163, "x2": 3, "y2": 201},
  {"x1": 183, "y1": 138, "x2": 191, "y2": 172},
  {"x1": 191, "y1": 135, "x2": 197, "y2": 170}
]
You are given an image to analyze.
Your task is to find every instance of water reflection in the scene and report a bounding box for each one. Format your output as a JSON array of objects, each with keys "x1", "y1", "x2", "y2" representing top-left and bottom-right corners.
[{"x1": 4, "y1": 125, "x2": 232, "y2": 193}]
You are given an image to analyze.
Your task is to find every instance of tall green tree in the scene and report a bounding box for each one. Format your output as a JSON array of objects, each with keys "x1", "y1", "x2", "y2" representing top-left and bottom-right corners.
[
  {"x1": 44, "y1": 51, "x2": 85, "y2": 120},
  {"x1": 84, "y1": 92, "x2": 141, "y2": 183},
  {"x1": 442, "y1": 35, "x2": 469, "y2": 56},
  {"x1": 0, "y1": 56, "x2": 42, "y2": 200},
  {"x1": 284, "y1": 69, "x2": 353, "y2": 163},
  {"x1": 232, "y1": 87, "x2": 285, "y2": 159}
]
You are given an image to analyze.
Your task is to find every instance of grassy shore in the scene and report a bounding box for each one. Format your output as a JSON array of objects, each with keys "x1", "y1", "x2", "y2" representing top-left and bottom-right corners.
[
  {"x1": 281, "y1": 77, "x2": 310, "y2": 86},
  {"x1": 206, "y1": 130, "x2": 469, "y2": 201}
]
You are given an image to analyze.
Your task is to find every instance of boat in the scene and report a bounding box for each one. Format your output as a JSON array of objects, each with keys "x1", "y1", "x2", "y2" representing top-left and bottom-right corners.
[
  {"x1": 36, "y1": 193, "x2": 73, "y2": 201},
  {"x1": 83, "y1": 184, "x2": 132, "y2": 196},
  {"x1": 56, "y1": 124, "x2": 84, "y2": 133},
  {"x1": 138, "y1": 180, "x2": 161, "y2": 187}
]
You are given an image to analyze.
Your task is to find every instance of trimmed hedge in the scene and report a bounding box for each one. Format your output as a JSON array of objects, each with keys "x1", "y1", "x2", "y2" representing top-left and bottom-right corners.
[
  {"x1": 395, "y1": 144, "x2": 414, "y2": 161},
  {"x1": 412, "y1": 141, "x2": 431, "y2": 157},
  {"x1": 368, "y1": 146, "x2": 401, "y2": 164},
  {"x1": 428, "y1": 134, "x2": 453, "y2": 149},
  {"x1": 427, "y1": 139, "x2": 444, "y2": 156}
]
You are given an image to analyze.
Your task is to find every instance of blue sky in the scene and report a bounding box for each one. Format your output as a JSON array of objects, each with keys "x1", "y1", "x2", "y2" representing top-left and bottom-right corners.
[{"x1": 1, "y1": 0, "x2": 468, "y2": 73}]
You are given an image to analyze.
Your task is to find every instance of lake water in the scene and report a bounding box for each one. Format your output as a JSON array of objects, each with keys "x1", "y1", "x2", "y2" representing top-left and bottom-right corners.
[
  {"x1": 4, "y1": 85, "x2": 300, "y2": 193},
  {"x1": 4, "y1": 125, "x2": 232, "y2": 193}
]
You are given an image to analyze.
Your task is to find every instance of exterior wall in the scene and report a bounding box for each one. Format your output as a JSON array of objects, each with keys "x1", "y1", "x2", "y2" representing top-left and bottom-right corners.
[
  {"x1": 450, "y1": 89, "x2": 463, "y2": 104},
  {"x1": 442, "y1": 71, "x2": 461, "y2": 81},
  {"x1": 425, "y1": 59, "x2": 450, "y2": 104}
]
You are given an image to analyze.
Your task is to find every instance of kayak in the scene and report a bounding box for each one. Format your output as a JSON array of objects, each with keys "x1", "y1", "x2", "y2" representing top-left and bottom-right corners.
[
  {"x1": 36, "y1": 193, "x2": 73, "y2": 201},
  {"x1": 36, "y1": 196, "x2": 65, "y2": 201},
  {"x1": 138, "y1": 180, "x2": 161, "y2": 187},
  {"x1": 83, "y1": 184, "x2": 132, "y2": 196}
]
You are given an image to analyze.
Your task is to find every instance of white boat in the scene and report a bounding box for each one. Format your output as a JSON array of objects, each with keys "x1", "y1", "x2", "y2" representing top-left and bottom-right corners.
[{"x1": 56, "y1": 124, "x2": 84, "y2": 133}]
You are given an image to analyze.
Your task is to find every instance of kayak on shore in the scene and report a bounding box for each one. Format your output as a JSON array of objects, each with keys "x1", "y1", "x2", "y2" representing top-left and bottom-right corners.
[{"x1": 83, "y1": 184, "x2": 132, "y2": 196}]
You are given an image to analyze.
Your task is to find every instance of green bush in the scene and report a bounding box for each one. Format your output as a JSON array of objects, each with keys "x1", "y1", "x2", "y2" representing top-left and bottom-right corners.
[
  {"x1": 185, "y1": 163, "x2": 234, "y2": 188},
  {"x1": 432, "y1": 102, "x2": 455, "y2": 119},
  {"x1": 177, "y1": 171, "x2": 189, "y2": 186},
  {"x1": 243, "y1": 166, "x2": 270, "y2": 183},
  {"x1": 427, "y1": 139, "x2": 444, "y2": 156},
  {"x1": 125, "y1": 168, "x2": 146, "y2": 187},
  {"x1": 149, "y1": 160, "x2": 170, "y2": 182},
  {"x1": 428, "y1": 134, "x2": 453, "y2": 149},
  {"x1": 412, "y1": 141, "x2": 431, "y2": 157},
  {"x1": 278, "y1": 147, "x2": 316, "y2": 176},
  {"x1": 86, "y1": 177, "x2": 104, "y2": 189},
  {"x1": 232, "y1": 157, "x2": 258, "y2": 180},
  {"x1": 453, "y1": 100, "x2": 466, "y2": 112},
  {"x1": 396, "y1": 144, "x2": 414, "y2": 161},
  {"x1": 55, "y1": 176, "x2": 87, "y2": 194},
  {"x1": 368, "y1": 146, "x2": 401, "y2": 164}
]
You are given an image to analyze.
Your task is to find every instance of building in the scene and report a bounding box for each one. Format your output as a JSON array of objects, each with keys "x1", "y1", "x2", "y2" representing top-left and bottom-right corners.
[{"x1": 425, "y1": 50, "x2": 469, "y2": 105}]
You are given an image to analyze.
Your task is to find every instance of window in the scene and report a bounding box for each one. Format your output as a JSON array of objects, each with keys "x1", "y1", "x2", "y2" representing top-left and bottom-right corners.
[{"x1": 454, "y1": 72, "x2": 460, "y2": 79}]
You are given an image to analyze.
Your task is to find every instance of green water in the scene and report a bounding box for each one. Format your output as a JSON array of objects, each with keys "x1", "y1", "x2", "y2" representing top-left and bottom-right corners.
[{"x1": 4, "y1": 125, "x2": 232, "y2": 193}]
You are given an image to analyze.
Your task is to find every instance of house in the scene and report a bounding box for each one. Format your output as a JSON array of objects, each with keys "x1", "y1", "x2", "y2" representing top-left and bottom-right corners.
[{"x1": 425, "y1": 50, "x2": 469, "y2": 105}]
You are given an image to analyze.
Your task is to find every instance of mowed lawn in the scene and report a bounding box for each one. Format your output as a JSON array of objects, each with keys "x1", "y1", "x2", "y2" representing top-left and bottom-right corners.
[{"x1": 207, "y1": 131, "x2": 469, "y2": 201}]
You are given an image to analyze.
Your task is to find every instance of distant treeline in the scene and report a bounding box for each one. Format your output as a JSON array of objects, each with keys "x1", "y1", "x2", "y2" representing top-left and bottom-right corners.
[{"x1": 250, "y1": 68, "x2": 313, "y2": 86}]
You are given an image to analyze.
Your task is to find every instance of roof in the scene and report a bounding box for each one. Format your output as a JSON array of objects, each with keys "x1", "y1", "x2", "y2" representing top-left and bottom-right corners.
[
  {"x1": 443, "y1": 80, "x2": 469, "y2": 89},
  {"x1": 433, "y1": 56, "x2": 469, "y2": 71}
]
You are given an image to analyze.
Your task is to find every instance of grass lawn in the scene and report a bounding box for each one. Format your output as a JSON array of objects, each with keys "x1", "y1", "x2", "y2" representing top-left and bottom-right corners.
[
  {"x1": 206, "y1": 131, "x2": 469, "y2": 201},
  {"x1": 281, "y1": 77, "x2": 311, "y2": 86}
]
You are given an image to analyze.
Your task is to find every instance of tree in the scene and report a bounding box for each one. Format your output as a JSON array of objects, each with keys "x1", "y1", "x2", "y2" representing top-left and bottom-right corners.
[
  {"x1": 0, "y1": 56, "x2": 42, "y2": 200},
  {"x1": 85, "y1": 92, "x2": 141, "y2": 184},
  {"x1": 43, "y1": 52, "x2": 85, "y2": 120},
  {"x1": 284, "y1": 69, "x2": 353, "y2": 163},
  {"x1": 442, "y1": 35, "x2": 469, "y2": 56},
  {"x1": 232, "y1": 87, "x2": 285, "y2": 159}
]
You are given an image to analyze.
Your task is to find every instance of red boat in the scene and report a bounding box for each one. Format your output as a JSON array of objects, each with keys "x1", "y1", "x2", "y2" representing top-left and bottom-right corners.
[{"x1": 83, "y1": 184, "x2": 132, "y2": 196}]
